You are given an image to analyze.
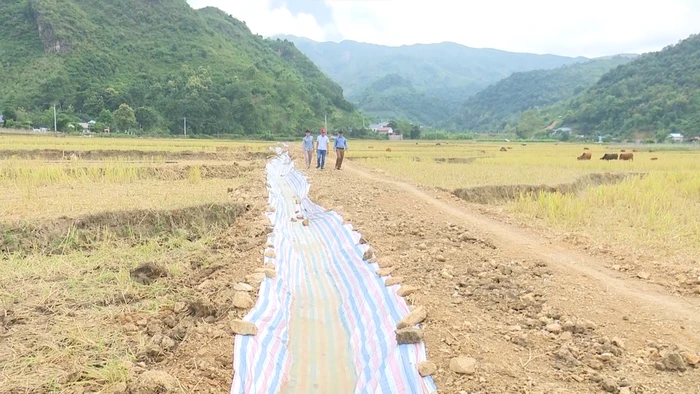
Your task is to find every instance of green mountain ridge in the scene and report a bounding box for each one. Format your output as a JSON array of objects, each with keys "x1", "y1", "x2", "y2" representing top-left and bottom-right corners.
[
  {"x1": 0, "y1": 0, "x2": 359, "y2": 135},
  {"x1": 276, "y1": 35, "x2": 588, "y2": 125},
  {"x1": 448, "y1": 56, "x2": 635, "y2": 132},
  {"x1": 562, "y1": 33, "x2": 700, "y2": 136}
]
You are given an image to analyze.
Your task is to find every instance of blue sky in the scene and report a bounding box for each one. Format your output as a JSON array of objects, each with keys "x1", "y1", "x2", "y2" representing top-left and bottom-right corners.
[{"x1": 188, "y1": 0, "x2": 700, "y2": 57}]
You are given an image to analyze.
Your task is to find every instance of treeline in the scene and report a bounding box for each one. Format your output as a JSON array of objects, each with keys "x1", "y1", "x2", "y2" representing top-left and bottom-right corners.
[{"x1": 0, "y1": 0, "x2": 361, "y2": 137}]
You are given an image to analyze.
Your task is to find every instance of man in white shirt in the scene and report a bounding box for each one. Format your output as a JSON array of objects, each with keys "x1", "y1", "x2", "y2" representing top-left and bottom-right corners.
[
  {"x1": 302, "y1": 130, "x2": 314, "y2": 169},
  {"x1": 315, "y1": 128, "x2": 330, "y2": 169}
]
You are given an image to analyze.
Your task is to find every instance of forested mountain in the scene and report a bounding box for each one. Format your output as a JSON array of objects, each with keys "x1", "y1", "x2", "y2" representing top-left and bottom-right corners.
[
  {"x1": 277, "y1": 35, "x2": 586, "y2": 124},
  {"x1": 0, "y1": 0, "x2": 359, "y2": 135},
  {"x1": 562, "y1": 34, "x2": 700, "y2": 136},
  {"x1": 448, "y1": 56, "x2": 635, "y2": 131}
]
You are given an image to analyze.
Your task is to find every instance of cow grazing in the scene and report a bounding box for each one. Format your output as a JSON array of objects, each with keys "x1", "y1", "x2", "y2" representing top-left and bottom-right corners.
[
  {"x1": 619, "y1": 153, "x2": 634, "y2": 161},
  {"x1": 577, "y1": 152, "x2": 592, "y2": 160},
  {"x1": 600, "y1": 153, "x2": 619, "y2": 160},
  {"x1": 620, "y1": 149, "x2": 626, "y2": 152},
  {"x1": 632, "y1": 149, "x2": 637, "y2": 152},
  {"x1": 500, "y1": 147, "x2": 507, "y2": 152},
  {"x1": 521, "y1": 143, "x2": 527, "y2": 146},
  {"x1": 480, "y1": 150, "x2": 486, "y2": 154},
  {"x1": 651, "y1": 157, "x2": 659, "y2": 161},
  {"x1": 368, "y1": 146, "x2": 374, "y2": 149},
  {"x1": 583, "y1": 147, "x2": 590, "y2": 150},
  {"x1": 385, "y1": 147, "x2": 392, "y2": 152},
  {"x1": 648, "y1": 149, "x2": 654, "y2": 153}
]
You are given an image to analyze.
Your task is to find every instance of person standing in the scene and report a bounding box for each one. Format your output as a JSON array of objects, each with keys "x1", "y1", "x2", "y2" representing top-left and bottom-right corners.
[
  {"x1": 334, "y1": 130, "x2": 349, "y2": 170},
  {"x1": 302, "y1": 130, "x2": 314, "y2": 169},
  {"x1": 316, "y1": 128, "x2": 329, "y2": 169}
]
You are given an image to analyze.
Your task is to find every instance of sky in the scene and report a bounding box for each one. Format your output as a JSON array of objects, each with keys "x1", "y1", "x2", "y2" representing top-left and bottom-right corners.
[{"x1": 187, "y1": 0, "x2": 700, "y2": 58}]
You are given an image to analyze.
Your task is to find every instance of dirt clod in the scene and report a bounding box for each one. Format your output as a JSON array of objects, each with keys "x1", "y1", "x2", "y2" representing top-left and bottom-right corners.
[
  {"x1": 450, "y1": 356, "x2": 477, "y2": 375},
  {"x1": 418, "y1": 361, "x2": 437, "y2": 377},
  {"x1": 128, "y1": 370, "x2": 178, "y2": 394},
  {"x1": 601, "y1": 378, "x2": 618, "y2": 393},
  {"x1": 230, "y1": 319, "x2": 257, "y2": 336},
  {"x1": 385, "y1": 277, "x2": 403, "y2": 286},
  {"x1": 233, "y1": 282, "x2": 254, "y2": 292},
  {"x1": 130, "y1": 263, "x2": 168, "y2": 285},
  {"x1": 397, "y1": 305, "x2": 427, "y2": 329},
  {"x1": 396, "y1": 327, "x2": 424, "y2": 344},
  {"x1": 397, "y1": 285, "x2": 420, "y2": 297},
  {"x1": 232, "y1": 292, "x2": 254, "y2": 309}
]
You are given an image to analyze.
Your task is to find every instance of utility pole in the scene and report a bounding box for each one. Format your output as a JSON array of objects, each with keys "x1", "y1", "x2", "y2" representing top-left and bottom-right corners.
[
  {"x1": 184, "y1": 117, "x2": 187, "y2": 136},
  {"x1": 324, "y1": 114, "x2": 327, "y2": 132},
  {"x1": 53, "y1": 104, "x2": 57, "y2": 132}
]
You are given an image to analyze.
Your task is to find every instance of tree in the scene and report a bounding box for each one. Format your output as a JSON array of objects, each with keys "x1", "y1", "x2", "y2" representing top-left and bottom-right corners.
[
  {"x1": 3, "y1": 107, "x2": 17, "y2": 121},
  {"x1": 135, "y1": 106, "x2": 160, "y2": 130},
  {"x1": 113, "y1": 104, "x2": 136, "y2": 132},
  {"x1": 98, "y1": 109, "x2": 113, "y2": 126},
  {"x1": 410, "y1": 125, "x2": 421, "y2": 139}
]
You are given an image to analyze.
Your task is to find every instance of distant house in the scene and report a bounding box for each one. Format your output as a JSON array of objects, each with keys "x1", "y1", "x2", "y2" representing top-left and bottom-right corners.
[
  {"x1": 375, "y1": 127, "x2": 394, "y2": 135},
  {"x1": 369, "y1": 122, "x2": 388, "y2": 132},
  {"x1": 668, "y1": 132, "x2": 684, "y2": 143},
  {"x1": 79, "y1": 122, "x2": 90, "y2": 130},
  {"x1": 554, "y1": 127, "x2": 572, "y2": 133}
]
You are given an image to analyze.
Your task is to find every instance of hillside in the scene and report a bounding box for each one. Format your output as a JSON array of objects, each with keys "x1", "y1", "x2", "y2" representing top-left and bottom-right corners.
[
  {"x1": 562, "y1": 33, "x2": 700, "y2": 136},
  {"x1": 448, "y1": 56, "x2": 635, "y2": 132},
  {"x1": 278, "y1": 35, "x2": 587, "y2": 124},
  {"x1": 0, "y1": 0, "x2": 359, "y2": 135}
]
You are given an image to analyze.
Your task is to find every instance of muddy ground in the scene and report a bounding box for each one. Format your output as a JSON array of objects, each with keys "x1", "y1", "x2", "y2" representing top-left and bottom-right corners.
[{"x1": 306, "y1": 151, "x2": 700, "y2": 393}]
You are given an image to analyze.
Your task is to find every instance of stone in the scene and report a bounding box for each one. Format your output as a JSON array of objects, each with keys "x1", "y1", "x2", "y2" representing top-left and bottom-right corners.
[
  {"x1": 397, "y1": 285, "x2": 420, "y2": 297},
  {"x1": 396, "y1": 328, "x2": 424, "y2": 344},
  {"x1": 546, "y1": 323, "x2": 562, "y2": 334},
  {"x1": 435, "y1": 255, "x2": 446, "y2": 262},
  {"x1": 449, "y1": 356, "x2": 476, "y2": 375},
  {"x1": 264, "y1": 250, "x2": 276, "y2": 258},
  {"x1": 291, "y1": 217, "x2": 297, "y2": 222},
  {"x1": 376, "y1": 267, "x2": 396, "y2": 276},
  {"x1": 681, "y1": 352, "x2": 700, "y2": 366},
  {"x1": 619, "y1": 388, "x2": 631, "y2": 394},
  {"x1": 266, "y1": 206, "x2": 276, "y2": 212},
  {"x1": 232, "y1": 292, "x2": 254, "y2": 309},
  {"x1": 440, "y1": 269, "x2": 453, "y2": 279},
  {"x1": 265, "y1": 241, "x2": 273, "y2": 248},
  {"x1": 245, "y1": 272, "x2": 265, "y2": 285},
  {"x1": 234, "y1": 282, "x2": 253, "y2": 293},
  {"x1": 385, "y1": 277, "x2": 404, "y2": 286},
  {"x1": 601, "y1": 378, "x2": 618, "y2": 393},
  {"x1": 417, "y1": 361, "x2": 437, "y2": 377},
  {"x1": 397, "y1": 305, "x2": 427, "y2": 329},
  {"x1": 363, "y1": 248, "x2": 374, "y2": 260},
  {"x1": 637, "y1": 271, "x2": 650, "y2": 280},
  {"x1": 562, "y1": 320, "x2": 576, "y2": 332},
  {"x1": 560, "y1": 332, "x2": 573, "y2": 341},
  {"x1": 230, "y1": 319, "x2": 257, "y2": 336},
  {"x1": 302, "y1": 219, "x2": 310, "y2": 226},
  {"x1": 129, "y1": 370, "x2": 179, "y2": 394},
  {"x1": 599, "y1": 353, "x2": 614, "y2": 362},
  {"x1": 662, "y1": 353, "x2": 687, "y2": 372},
  {"x1": 263, "y1": 268, "x2": 276, "y2": 278},
  {"x1": 418, "y1": 243, "x2": 428, "y2": 251},
  {"x1": 377, "y1": 258, "x2": 394, "y2": 268}
]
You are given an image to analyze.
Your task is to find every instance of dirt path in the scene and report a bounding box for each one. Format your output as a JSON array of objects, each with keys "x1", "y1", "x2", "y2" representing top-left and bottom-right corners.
[
  {"x1": 302, "y1": 154, "x2": 700, "y2": 393},
  {"x1": 344, "y1": 164, "x2": 700, "y2": 330}
]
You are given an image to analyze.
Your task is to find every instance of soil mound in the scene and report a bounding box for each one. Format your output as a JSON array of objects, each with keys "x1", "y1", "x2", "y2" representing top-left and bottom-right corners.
[
  {"x1": 453, "y1": 172, "x2": 641, "y2": 204},
  {"x1": 1, "y1": 203, "x2": 248, "y2": 254}
]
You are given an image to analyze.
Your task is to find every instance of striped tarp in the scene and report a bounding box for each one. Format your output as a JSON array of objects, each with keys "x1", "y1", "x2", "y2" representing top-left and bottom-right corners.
[{"x1": 231, "y1": 150, "x2": 437, "y2": 393}]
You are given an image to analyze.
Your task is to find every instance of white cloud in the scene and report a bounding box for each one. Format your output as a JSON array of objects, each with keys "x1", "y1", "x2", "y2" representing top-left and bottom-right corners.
[
  {"x1": 188, "y1": 0, "x2": 328, "y2": 42},
  {"x1": 189, "y1": 0, "x2": 700, "y2": 57}
]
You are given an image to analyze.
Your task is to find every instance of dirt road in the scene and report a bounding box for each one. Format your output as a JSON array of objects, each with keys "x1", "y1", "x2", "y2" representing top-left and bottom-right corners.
[{"x1": 305, "y1": 156, "x2": 700, "y2": 393}]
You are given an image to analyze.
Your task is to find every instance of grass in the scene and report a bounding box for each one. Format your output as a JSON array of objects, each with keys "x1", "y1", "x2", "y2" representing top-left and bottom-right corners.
[
  {"x1": 0, "y1": 135, "x2": 261, "y2": 392},
  {"x1": 351, "y1": 140, "x2": 700, "y2": 260},
  {"x1": 0, "y1": 134, "x2": 271, "y2": 152},
  {"x1": 0, "y1": 237, "x2": 210, "y2": 392}
]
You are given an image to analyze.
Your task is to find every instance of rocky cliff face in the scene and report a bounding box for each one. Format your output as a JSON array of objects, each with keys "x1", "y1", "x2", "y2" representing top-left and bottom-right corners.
[{"x1": 29, "y1": 0, "x2": 94, "y2": 54}]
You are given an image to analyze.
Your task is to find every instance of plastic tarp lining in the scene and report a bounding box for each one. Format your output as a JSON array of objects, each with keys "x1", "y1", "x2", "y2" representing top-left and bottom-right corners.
[{"x1": 231, "y1": 149, "x2": 436, "y2": 393}]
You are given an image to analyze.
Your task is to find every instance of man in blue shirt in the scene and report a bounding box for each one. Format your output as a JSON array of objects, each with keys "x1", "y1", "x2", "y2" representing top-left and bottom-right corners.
[
  {"x1": 333, "y1": 130, "x2": 349, "y2": 170},
  {"x1": 302, "y1": 130, "x2": 314, "y2": 169}
]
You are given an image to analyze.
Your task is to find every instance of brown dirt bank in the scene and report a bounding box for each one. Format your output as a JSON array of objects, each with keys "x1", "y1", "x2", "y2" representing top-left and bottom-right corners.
[
  {"x1": 453, "y1": 172, "x2": 642, "y2": 204},
  {"x1": 1, "y1": 203, "x2": 248, "y2": 254}
]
